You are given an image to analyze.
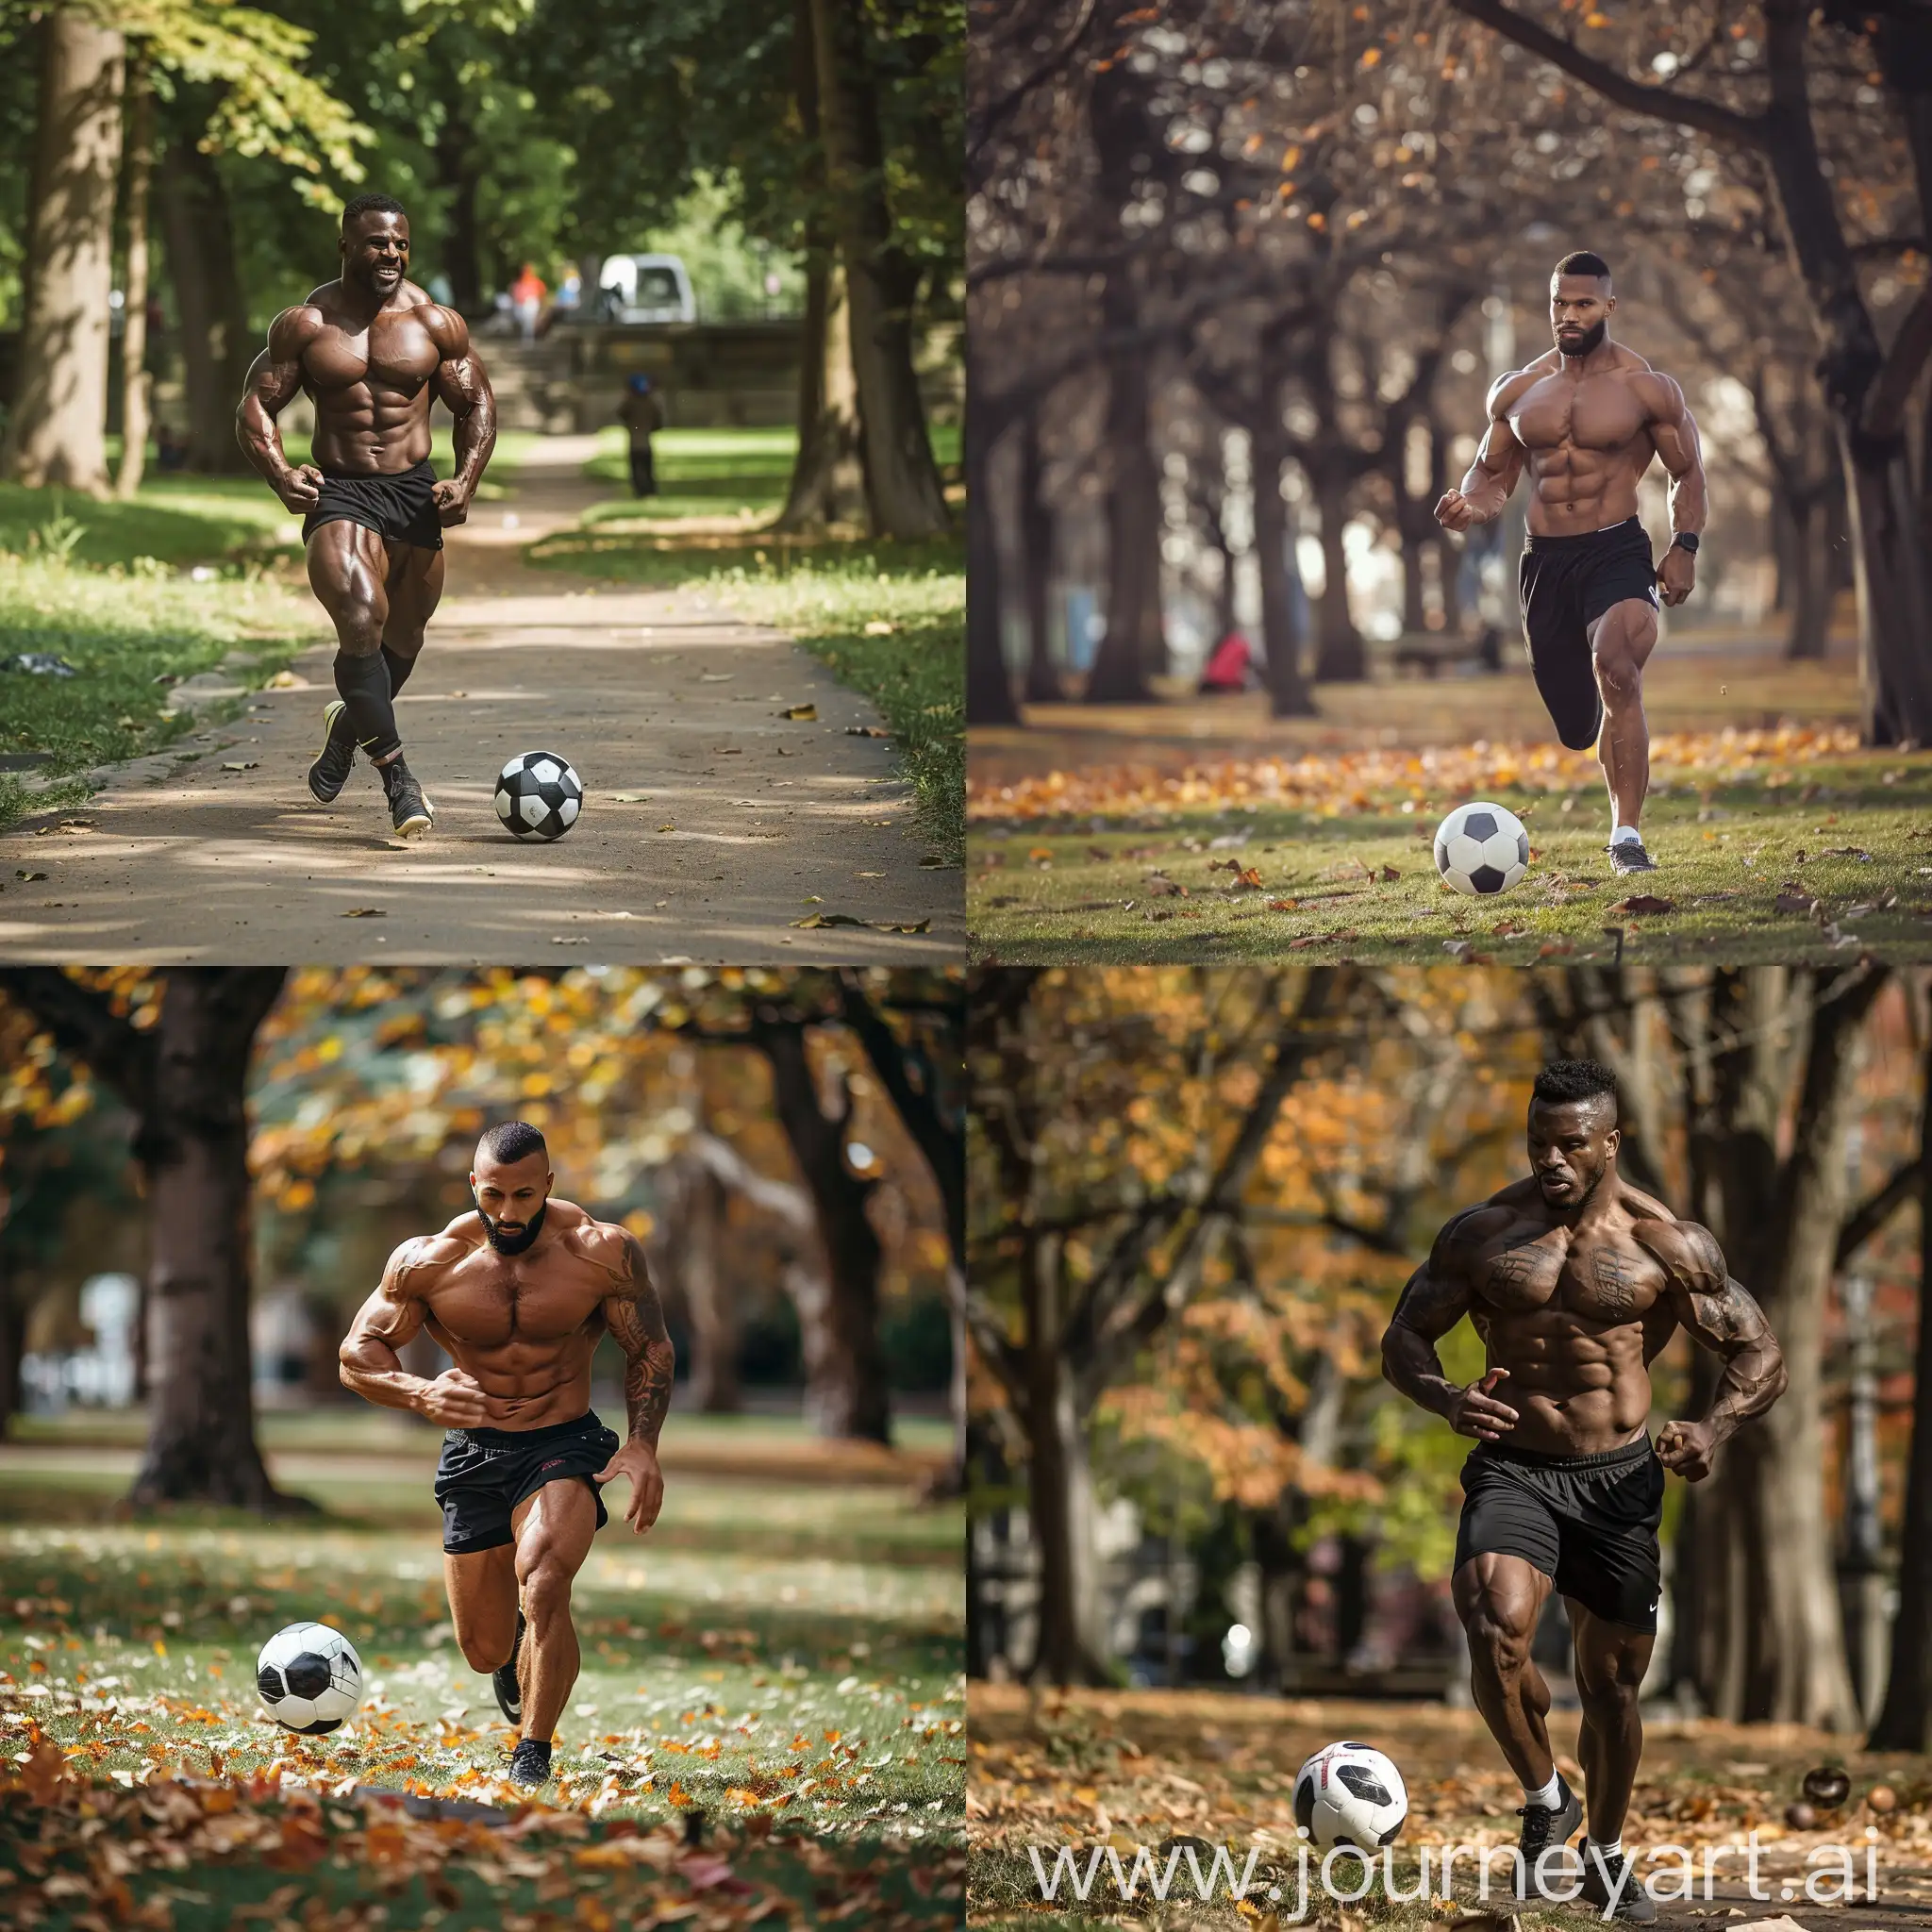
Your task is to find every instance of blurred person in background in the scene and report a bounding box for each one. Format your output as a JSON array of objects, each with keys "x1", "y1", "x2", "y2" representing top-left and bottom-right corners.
[{"x1": 617, "y1": 375, "x2": 663, "y2": 497}]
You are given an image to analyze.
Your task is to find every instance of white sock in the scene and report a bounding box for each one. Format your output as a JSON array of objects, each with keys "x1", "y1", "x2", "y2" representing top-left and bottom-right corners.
[
  {"x1": 1524, "y1": 1771, "x2": 1563, "y2": 1809},
  {"x1": 1610, "y1": 824, "x2": 1641, "y2": 845},
  {"x1": 1592, "y1": 1837, "x2": 1625, "y2": 1864}
]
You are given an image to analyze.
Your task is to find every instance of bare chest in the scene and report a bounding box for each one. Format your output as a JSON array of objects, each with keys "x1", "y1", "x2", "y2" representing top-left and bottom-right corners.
[
  {"x1": 304, "y1": 315, "x2": 439, "y2": 396},
  {"x1": 1511, "y1": 375, "x2": 1649, "y2": 457},
  {"x1": 1471, "y1": 1228, "x2": 1664, "y2": 1324},
  {"x1": 425, "y1": 1255, "x2": 608, "y2": 1349}
]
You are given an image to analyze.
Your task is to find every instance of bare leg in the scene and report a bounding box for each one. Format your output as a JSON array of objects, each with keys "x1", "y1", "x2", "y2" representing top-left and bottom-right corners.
[
  {"x1": 307, "y1": 521, "x2": 404, "y2": 766},
  {"x1": 510, "y1": 1476, "x2": 599, "y2": 1744},
  {"x1": 1587, "y1": 598, "x2": 1660, "y2": 835},
  {"x1": 442, "y1": 1541, "x2": 519, "y2": 1674},
  {"x1": 1568, "y1": 1599, "x2": 1654, "y2": 1844},
  {"x1": 380, "y1": 541, "x2": 445, "y2": 697},
  {"x1": 1454, "y1": 1553, "x2": 1557, "y2": 1787}
]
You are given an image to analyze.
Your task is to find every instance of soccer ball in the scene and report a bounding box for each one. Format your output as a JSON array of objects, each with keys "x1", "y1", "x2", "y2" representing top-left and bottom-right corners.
[
  {"x1": 257, "y1": 1622, "x2": 363, "y2": 1735},
  {"x1": 494, "y1": 750, "x2": 583, "y2": 841},
  {"x1": 1434, "y1": 800, "x2": 1529, "y2": 896},
  {"x1": 1292, "y1": 1740, "x2": 1408, "y2": 1849}
]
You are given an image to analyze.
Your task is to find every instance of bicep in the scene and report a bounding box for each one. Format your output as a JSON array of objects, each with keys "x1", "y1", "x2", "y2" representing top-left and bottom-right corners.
[
  {"x1": 1389, "y1": 1237, "x2": 1474, "y2": 1344},
  {"x1": 1474, "y1": 412, "x2": 1525, "y2": 481},
  {"x1": 1645, "y1": 380, "x2": 1700, "y2": 476},
  {"x1": 1658, "y1": 1223, "x2": 1768, "y2": 1353},
  {"x1": 434, "y1": 339, "x2": 491, "y2": 415},
  {"x1": 604, "y1": 1234, "x2": 670, "y2": 1350},
  {"x1": 342, "y1": 1282, "x2": 426, "y2": 1357}
]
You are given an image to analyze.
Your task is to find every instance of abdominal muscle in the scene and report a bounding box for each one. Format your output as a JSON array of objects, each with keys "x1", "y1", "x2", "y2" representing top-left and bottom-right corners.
[
  {"x1": 1524, "y1": 441, "x2": 1644, "y2": 539},
  {"x1": 430, "y1": 1324, "x2": 598, "y2": 1431},
  {"x1": 308, "y1": 379, "x2": 435, "y2": 476}
]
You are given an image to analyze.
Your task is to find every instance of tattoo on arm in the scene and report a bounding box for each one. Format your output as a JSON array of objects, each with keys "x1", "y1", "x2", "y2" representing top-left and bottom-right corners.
[
  {"x1": 1664, "y1": 1222, "x2": 1785, "y2": 1432},
  {"x1": 605, "y1": 1232, "x2": 675, "y2": 1448},
  {"x1": 1382, "y1": 1217, "x2": 1476, "y2": 1415}
]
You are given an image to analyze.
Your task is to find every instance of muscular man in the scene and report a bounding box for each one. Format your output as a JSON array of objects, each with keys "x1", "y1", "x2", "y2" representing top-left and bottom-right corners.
[
  {"x1": 237, "y1": 192, "x2": 497, "y2": 838},
  {"x1": 1381, "y1": 1059, "x2": 1785, "y2": 1924},
  {"x1": 339, "y1": 1121, "x2": 675, "y2": 1789},
  {"x1": 1435, "y1": 252, "x2": 1707, "y2": 875}
]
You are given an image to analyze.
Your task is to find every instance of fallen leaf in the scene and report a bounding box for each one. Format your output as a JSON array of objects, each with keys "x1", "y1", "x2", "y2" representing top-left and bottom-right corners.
[
  {"x1": 1144, "y1": 874, "x2": 1187, "y2": 897},
  {"x1": 854, "y1": 871, "x2": 885, "y2": 879},
  {"x1": 791, "y1": 912, "x2": 872, "y2": 929},
  {"x1": 1774, "y1": 891, "x2": 1816, "y2": 914},
  {"x1": 1230, "y1": 866, "x2": 1264, "y2": 891},
  {"x1": 874, "y1": 918, "x2": 931, "y2": 934},
  {"x1": 1819, "y1": 846, "x2": 1873, "y2": 861},
  {"x1": 16, "y1": 871, "x2": 46, "y2": 881},
  {"x1": 699, "y1": 673, "x2": 734, "y2": 682},
  {"x1": 658, "y1": 823, "x2": 676, "y2": 832},
  {"x1": 341, "y1": 908, "x2": 385, "y2": 919},
  {"x1": 220, "y1": 760, "x2": 258, "y2": 772},
  {"x1": 1615, "y1": 894, "x2": 1676, "y2": 915},
  {"x1": 778, "y1": 703, "x2": 817, "y2": 720},
  {"x1": 1267, "y1": 898, "x2": 1299, "y2": 911},
  {"x1": 844, "y1": 724, "x2": 890, "y2": 738},
  {"x1": 551, "y1": 936, "x2": 591, "y2": 945}
]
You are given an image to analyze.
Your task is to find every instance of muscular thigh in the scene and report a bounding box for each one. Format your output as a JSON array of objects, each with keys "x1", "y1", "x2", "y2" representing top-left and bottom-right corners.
[
  {"x1": 511, "y1": 1475, "x2": 600, "y2": 1588},
  {"x1": 1587, "y1": 599, "x2": 1659, "y2": 683},
  {"x1": 1454, "y1": 1551, "x2": 1552, "y2": 1641},
  {"x1": 443, "y1": 1541, "x2": 517, "y2": 1641},
  {"x1": 382, "y1": 543, "x2": 444, "y2": 647},
  {"x1": 307, "y1": 521, "x2": 391, "y2": 629},
  {"x1": 1566, "y1": 1597, "x2": 1653, "y2": 1696}
]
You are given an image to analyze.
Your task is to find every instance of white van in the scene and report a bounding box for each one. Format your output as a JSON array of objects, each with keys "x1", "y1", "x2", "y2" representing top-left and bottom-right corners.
[{"x1": 593, "y1": 254, "x2": 697, "y2": 325}]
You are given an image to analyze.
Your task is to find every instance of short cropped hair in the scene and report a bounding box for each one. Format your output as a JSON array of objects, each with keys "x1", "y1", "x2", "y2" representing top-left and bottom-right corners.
[
  {"x1": 1553, "y1": 249, "x2": 1611, "y2": 282},
  {"x1": 476, "y1": 1120, "x2": 549, "y2": 1167},
  {"x1": 341, "y1": 192, "x2": 407, "y2": 232},
  {"x1": 1532, "y1": 1059, "x2": 1619, "y2": 1113}
]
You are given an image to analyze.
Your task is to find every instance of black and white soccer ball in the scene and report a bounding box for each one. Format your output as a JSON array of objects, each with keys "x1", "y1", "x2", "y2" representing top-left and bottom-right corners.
[
  {"x1": 495, "y1": 750, "x2": 583, "y2": 841},
  {"x1": 1434, "y1": 799, "x2": 1530, "y2": 896},
  {"x1": 1292, "y1": 1740, "x2": 1408, "y2": 1849},
  {"x1": 257, "y1": 1621, "x2": 363, "y2": 1735}
]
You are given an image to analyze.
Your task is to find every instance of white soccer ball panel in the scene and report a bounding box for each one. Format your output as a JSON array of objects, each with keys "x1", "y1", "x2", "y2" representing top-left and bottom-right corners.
[
  {"x1": 528, "y1": 758, "x2": 562, "y2": 787},
  {"x1": 494, "y1": 788, "x2": 516, "y2": 824},
  {"x1": 498, "y1": 758, "x2": 525, "y2": 783},
  {"x1": 519, "y1": 791, "x2": 550, "y2": 827},
  {"x1": 557, "y1": 794, "x2": 580, "y2": 825},
  {"x1": 1443, "y1": 832, "x2": 1489, "y2": 876},
  {"x1": 559, "y1": 763, "x2": 581, "y2": 792}
]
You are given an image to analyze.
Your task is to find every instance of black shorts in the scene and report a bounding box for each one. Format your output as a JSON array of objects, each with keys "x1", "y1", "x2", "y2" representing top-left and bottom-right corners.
[
  {"x1": 302, "y1": 458, "x2": 444, "y2": 552},
  {"x1": 1454, "y1": 1436, "x2": 1665, "y2": 1632},
  {"x1": 433, "y1": 1410, "x2": 621, "y2": 1556},
  {"x1": 1517, "y1": 517, "x2": 1658, "y2": 750}
]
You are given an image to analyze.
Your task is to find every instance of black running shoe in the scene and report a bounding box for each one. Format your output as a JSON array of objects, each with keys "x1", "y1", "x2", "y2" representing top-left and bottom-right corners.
[
  {"x1": 1578, "y1": 1840, "x2": 1657, "y2": 1923},
  {"x1": 507, "y1": 1737, "x2": 552, "y2": 1789},
  {"x1": 1514, "y1": 1776, "x2": 1584, "y2": 1900},
  {"x1": 492, "y1": 1608, "x2": 525, "y2": 1725},
  {"x1": 380, "y1": 756, "x2": 434, "y2": 838},
  {"x1": 307, "y1": 699, "x2": 357, "y2": 804},
  {"x1": 1607, "y1": 839, "x2": 1658, "y2": 874}
]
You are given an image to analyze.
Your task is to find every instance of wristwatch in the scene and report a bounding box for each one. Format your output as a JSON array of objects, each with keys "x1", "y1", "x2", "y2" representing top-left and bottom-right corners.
[{"x1": 1671, "y1": 532, "x2": 1700, "y2": 555}]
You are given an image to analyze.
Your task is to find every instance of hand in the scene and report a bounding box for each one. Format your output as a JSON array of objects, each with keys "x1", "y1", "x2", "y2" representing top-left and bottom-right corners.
[
  {"x1": 1446, "y1": 1367, "x2": 1519, "y2": 1442},
  {"x1": 277, "y1": 464, "x2": 324, "y2": 514},
  {"x1": 1434, "y1": 488, "x2": 1493, "y2": 534},
  {"x1": 593, "y1": 1439, "x2": 666, "y2": 1533},
  {"x1": 1657, "y1": 544, "x2": 1696, "y2": 608},
  {"x1": 415, "y1": 1366, "x2": 494, "y2": 1427},
  {"x1": 432, "y1": 478, "x2": 472, "y2": 527},
  {"x1": 1655, "y1": 1417, "x2": 1717, "y2": 1481}
]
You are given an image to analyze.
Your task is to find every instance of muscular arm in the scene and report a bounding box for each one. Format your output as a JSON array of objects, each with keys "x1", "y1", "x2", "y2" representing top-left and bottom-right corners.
[
  {"x1": 1641, "y1": 375, "x2": 1707, "y2": 541},
  {"x1": 1382, "y1": 1211, "x2": 1516, "y2": 1438},
  {"x1": 338, "y1": 1241, "x2": 437, "y2": 1412},
  {"x1": 1648, "y1": 1220, "x2": 1787, "y2": 1463},
  {"x1": 603, "y1": 1232, "x2": 676, "y2": 1449},
  {"x1": 428, "y1": 308, "x2": 496, "y2": 510},
  {"x1": 1437, "y1": 377, "x2": 1527, "y2": 531},
  {"x1": 236, "y1": 307, "x2": 325, "y2": 509}
]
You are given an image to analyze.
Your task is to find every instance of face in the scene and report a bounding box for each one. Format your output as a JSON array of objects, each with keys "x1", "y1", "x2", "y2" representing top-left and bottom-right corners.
[
  {"x1": 341, "y1": 212, "x2": 410, "y2": 295},
  {"x1": 1549, "y1": 275, "x2": 1614, "y2": 354},
  {"x1": 470, "y1": 1150, "x2": 552, "y2": 1249},
  {"x1": 1526, "y1": 1095, "x2": 1618, "y2": 1208}
]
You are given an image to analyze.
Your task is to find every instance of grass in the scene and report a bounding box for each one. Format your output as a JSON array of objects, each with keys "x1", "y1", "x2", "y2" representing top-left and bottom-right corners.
[
  {"x1": 0, "y1": 1429, "x2": 964, "y2": 1925},
  {"x1": 969, "y1": 742, "x2": 1932, "y2": 965},
  {"x1": 581, "y1": 425, "x2": 797, "y2": 520},
  {"x1": 529, "y1": 510, "x2": 964, "y2": 863}
]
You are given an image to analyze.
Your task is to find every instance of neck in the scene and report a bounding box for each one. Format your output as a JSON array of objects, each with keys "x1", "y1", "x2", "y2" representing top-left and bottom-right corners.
[{"x1": 1558, "y1": 336, "x2": 1613, "y2": 373}]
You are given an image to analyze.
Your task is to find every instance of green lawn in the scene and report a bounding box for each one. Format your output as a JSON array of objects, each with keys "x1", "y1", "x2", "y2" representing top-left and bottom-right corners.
[
  {"x1": 0, "y1": 1439, "x2": 964, "y2": 1925},
  {"x1": 582, "y1": 425, "x2": 797, "y2": 521},
  {"x1": 968, "y1": 750, "x2": 1932, "y2": 964}
]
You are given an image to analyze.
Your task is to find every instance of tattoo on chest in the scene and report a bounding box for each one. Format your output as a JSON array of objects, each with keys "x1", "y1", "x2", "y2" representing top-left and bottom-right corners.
[
  {"x1": 1484, "y1": 1243, "x2": 1552, "y2": 1297},
  {"x1": 1591, "y1": 1249, "x2": 1643, "y2": 1320}
]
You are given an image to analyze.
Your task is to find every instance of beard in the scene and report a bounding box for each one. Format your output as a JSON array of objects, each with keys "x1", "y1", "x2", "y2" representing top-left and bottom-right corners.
[
  {"x1": 477, "y1": 1200, "x2": 547, "y2": 1255},
  {"x1": 1557, "y1": 318, "x2": 1607, "y2": 358}
]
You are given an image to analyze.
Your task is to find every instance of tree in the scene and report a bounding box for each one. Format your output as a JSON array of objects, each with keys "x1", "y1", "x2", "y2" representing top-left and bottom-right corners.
[
  {"x1": 0, "y1": 968, "x2": 304, "y2": 1511},
  {"x1": 113, "y1": 51, "x2": 155, "y2": 498},
  {"x1": 1449, "y1": 0, "x2": 1932, "y2": 744}
]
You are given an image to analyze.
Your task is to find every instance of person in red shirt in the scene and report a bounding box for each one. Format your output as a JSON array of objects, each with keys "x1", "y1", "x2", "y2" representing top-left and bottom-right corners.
[{"x1": 509, "y1": 264, "x2": 547, "y2": 343}]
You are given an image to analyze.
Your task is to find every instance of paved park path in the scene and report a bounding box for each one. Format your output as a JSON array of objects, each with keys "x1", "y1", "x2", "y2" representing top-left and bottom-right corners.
[{"x1": 2, "y1": 436, "x2": 959, "y2": 963}]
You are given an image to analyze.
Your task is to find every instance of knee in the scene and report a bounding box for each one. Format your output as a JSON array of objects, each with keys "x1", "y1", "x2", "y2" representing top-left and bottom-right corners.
[
  {"x1": 457, "y1": 1626, "x2": 513, "y2": 1674},
  {"x1": 381, "y1": 623, "x2": 425, "y2": 657},
  {"x1": 1576, "y1": 1658, "x2": 1646, "y2": 1719},
  {"x1": 522, "y1": 1562, "x2": 573, "y2": 1630},
  {"x1": 1593, "y1": 652, "x2": 1642, "y2": 708},
  {"x1": 1463, "y1": 1601, "x2": 1536, "y2": 1676},
  {"x1": 331, "y1": 605, "x2": 384, "y2": 655}
]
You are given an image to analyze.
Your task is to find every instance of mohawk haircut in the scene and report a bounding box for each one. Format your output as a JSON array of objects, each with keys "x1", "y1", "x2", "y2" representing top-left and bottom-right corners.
[
  {"x1": 476, "y1": 1120, "x2": 548, "y2": 1167},
  {"x1": 341, "y1": 192, "x2": 407, "y2": 232},
  {"x1": 1532, "y1": 1059, "x2": 1620, "y2": 1114}
]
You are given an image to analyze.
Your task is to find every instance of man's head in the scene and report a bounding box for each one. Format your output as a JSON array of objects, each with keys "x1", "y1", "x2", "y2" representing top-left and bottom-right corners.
[
  {"x1": 1527, "y1": 1058, "x2": 1620, "y2": 1208},
  {"x1": 341, "y1": 192, "x2": 409, "y2": 295},
  {"x1": 1550, "y1": 249, "x2": 1615, "y2": 358},
  {"x1": 471, "y1": 1120, "x2": 553, "y2": 1254}
]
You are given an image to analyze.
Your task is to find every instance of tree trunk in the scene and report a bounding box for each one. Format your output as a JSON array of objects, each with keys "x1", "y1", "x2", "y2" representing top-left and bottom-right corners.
[
  {"x1": 1251, "y1": 370, "x2": 1315, "y2": 717},
  {"x1": 1024, "y1": 1229, "x2": 1108, "y2": 1684},
  {"x1": 808, "y1": 0, "x2": 949, "y2": 539},
  {"x1": 1311, "y1": 469, "x2": 1364, "y2": 682},
  {"x1": 158, "y1": 139, "x2": 253, "y2": 474},
  {"x1": 0, "y1": 8, "x2": 125, "y2": 492},
  {"x1": 1840, "y1": 429, "x2": 1932, "y2": 742},
  {"x1": 754, "y1": 1016, "x2": 891, "y2": 1442},
  {"x1": 0, "y1": 1208, "x2": 22, "y2": 1440},
  {"x1": 664, "y1": 1150, "x2": 739, "y2": 1413},
  {"x1": 964, "y1": 379, "x2": 1018, "y2": 724},
  {"x1": 1868, "y1": 1026, "x2": 1932, "y2": 1751},
  {"x1": 114, "y1": 55, "x2": 154, "y2": 500},
  {"x1": 432, "y1": 108, "x2": 483, "y2": 313},
  {"x1": 1019, "y1": 408, "x2": 1059, "y2": 704},
  {"x1": 1084, "y1": 315, "x2": 1164, "y2": 702},
  {"x1": 1784, "y1": 495, "x2": 1829, "y2": 660}
]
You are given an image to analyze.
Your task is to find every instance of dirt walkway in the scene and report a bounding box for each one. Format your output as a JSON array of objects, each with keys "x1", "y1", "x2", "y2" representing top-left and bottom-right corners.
[{"x1": 4, "y1": 437, "x2": 959, "y2": 963}]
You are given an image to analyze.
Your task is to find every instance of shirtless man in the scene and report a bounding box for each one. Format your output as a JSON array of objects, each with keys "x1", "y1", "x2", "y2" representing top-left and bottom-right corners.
[
  {"x1": 1381, "y1": 1059, "x2": 1786, "y2": 1923},
  {"x1": 237, "y1": 192, "x2": 497, "y2": 838},
  {"x1": 1435, "y1": 252, "x2": 1707, "y2": 875},
  {"x1": 338, "y1": 1121, "x2": 675, "y2": 1789}
]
